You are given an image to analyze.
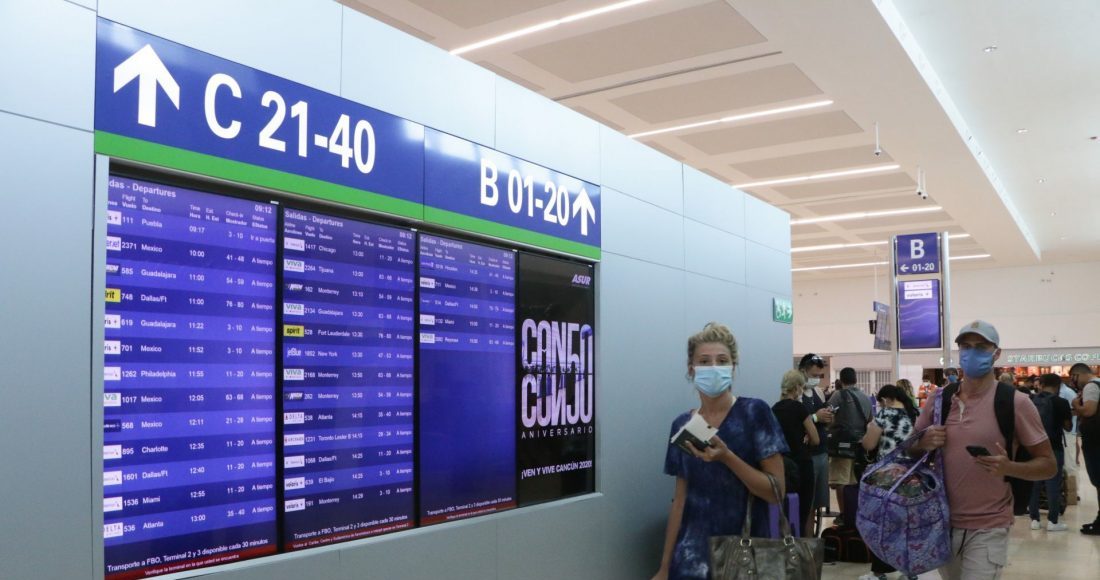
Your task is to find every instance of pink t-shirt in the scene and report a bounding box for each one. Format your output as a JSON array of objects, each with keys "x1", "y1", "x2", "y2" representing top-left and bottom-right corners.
[{"x1": 915, "y1": 383, "x2": 1048, "y2": 529}]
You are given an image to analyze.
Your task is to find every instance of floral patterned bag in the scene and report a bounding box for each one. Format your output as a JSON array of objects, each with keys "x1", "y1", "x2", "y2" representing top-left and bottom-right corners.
[{"x1": 855, "y1": 389, "x2": 951, "y2": 576}]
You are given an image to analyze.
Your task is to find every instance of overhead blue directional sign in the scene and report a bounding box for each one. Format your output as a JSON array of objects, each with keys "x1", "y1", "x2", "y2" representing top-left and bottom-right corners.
[
  {"x1": 94, "y1": 18, "x2": 601, "y2": 260},
  {"x1": 95, "y1": 19, "x2": 426, "y2": 219},
  {"x1": 424, "y1": 130, "x2": 600, "y2": 255},
  {"x1": 895, "y1": 232, "x2": 940, "y2": 276}
]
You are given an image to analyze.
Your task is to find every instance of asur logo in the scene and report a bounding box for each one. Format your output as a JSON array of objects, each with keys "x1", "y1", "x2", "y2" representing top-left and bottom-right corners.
[{"x1": 571, "y1": 274, "x2": 592, "y2": 287}]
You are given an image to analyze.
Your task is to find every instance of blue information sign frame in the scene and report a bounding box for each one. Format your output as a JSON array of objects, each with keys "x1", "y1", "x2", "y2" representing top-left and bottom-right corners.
[
  {"x1": 94, "y1": 18, "x2": 601, "y2": 260},
  {"x1": 895, "y1": 232, "x2": 940, "y2": 275},
  {"x1": 897, "y1": 279, "x2": 943, "y2": 350}
]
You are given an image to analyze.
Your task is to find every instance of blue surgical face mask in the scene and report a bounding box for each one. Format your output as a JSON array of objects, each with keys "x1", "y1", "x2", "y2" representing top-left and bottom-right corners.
[
  {"x1": 693, "y1": 365, "x2": 733, "y2": 397},
  {"x1": 959, "y1": 349, "x2": 995, "y2": 379}
]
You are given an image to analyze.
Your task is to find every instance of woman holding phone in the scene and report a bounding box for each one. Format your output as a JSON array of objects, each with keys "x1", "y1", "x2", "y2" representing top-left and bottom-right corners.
[{"x1": 652, "y1": 323, "x2": 788, "y2": 580}]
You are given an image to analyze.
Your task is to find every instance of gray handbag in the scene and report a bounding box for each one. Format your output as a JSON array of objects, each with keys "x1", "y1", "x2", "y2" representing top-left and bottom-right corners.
[{"x1": 708, "y1": 474, "x2": 823, "y2": 579}]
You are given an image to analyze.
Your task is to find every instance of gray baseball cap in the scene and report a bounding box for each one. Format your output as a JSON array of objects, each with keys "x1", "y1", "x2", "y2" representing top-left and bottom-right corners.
[{"x1": 955, "y1": 320, "x2": 1000, "y2": 346}]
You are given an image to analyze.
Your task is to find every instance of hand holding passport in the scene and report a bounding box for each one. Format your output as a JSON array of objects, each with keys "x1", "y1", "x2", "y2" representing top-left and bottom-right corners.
[{"x1": 670, "y1": 413, "x2": 718, "y2": 454}]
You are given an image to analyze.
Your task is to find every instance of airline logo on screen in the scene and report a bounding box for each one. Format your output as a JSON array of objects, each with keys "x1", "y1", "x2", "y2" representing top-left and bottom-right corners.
[{"x1": 518, "y1": 320, "x2": 595, "y2": 437}]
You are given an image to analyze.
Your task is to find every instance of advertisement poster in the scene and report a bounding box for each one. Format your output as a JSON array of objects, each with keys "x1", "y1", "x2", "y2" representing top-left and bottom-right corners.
[{"x1": 516, "y1": 254, "x2": 596, "y2": 505}]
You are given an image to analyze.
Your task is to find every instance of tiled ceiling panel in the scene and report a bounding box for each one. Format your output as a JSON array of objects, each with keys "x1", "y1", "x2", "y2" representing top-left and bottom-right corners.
[
  {"x1": 340, "y1": 1, "x2": 435, "y2": 40},
  {"x1": 788, "y1": 223, "x2": 831, "y2": 234},
  {"x1": 610, "y1": 64, "x2": 821, "y2": 124},
  {"x1": 403, "y1": 0, "x2": 570, "y2": 29},
  {"x1": 678, "y1": 111, "x2": 861, "y2": 155},
  {"x1": 731, "y1": 146, "x2": 891, "y2": 179},
  {"x1": 516, "y1": 2, "x2": 766, "y2": 83},
  {"x1": 843, "y1": 214, "x2": 953, "y2": 231},
  {"x1": 801, "y1": 194, "x2": 925, "y2": 215},
  {"x1": 790, "y1": 235, "x2": 849, "y2": 246},
  {"x1": 771, "y1": 171, "x2": 915, "y2": 199}
]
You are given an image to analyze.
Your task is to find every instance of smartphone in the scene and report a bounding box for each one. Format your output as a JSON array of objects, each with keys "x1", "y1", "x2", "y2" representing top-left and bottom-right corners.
[{"x1": 965, "y1": 445, "x2": 991, "y2": 457}]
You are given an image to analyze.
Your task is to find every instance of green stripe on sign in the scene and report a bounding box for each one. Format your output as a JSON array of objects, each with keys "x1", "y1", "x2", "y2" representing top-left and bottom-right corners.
[
  {"x1": 94, "y1": 131, "x2": 424, "y2": 220},
  {"x1": 424, "y1": 207, "x2": 600, "y2": 260}
]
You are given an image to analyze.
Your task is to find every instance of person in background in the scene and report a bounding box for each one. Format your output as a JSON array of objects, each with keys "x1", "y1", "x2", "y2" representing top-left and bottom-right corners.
[
  {"x1": 826, "y1": 367, "x2": 873, "y2": 523},
  {"x1": 1069, "y1": 362, "x2": 1100, "y2": 536},
  {"x1": 1060, "y1": 377, "x2": 1079, "y2": 477},
  {"x1": 896, "y1": 378, "x2": 918, "y2": 407},
  {"x1": 1029, "y1": 373, "x2": 1073, "y2": 531},
  {"x1": 653, "y1": 323, "x2": 788, "y2": 580},
  {"x1": 858, "y1": 384, "x2": 920, "y2": 580},
  {"x1": 910, "y1": 320, "x2": 1055, "y2": 579},
  {"x1": 772, "y1": 369, "x2": 820, "y2": 536},
  {"x1": 798, "y1": 353, "x2": 834, "y2": 521}
]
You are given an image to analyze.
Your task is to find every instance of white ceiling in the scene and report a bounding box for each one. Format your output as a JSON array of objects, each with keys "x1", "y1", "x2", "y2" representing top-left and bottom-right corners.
[{"x1": 340, "y1": 0, "x2": 1100, "y2": 278}]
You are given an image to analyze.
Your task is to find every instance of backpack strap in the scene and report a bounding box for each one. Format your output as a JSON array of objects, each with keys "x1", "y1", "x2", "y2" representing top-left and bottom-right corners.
[
  {"x1": 939, "y1": 383, "x2": 959, "y2": 426},
  {"x1": 993, "y1": 382, "x2": 1016, "y2": 452}
]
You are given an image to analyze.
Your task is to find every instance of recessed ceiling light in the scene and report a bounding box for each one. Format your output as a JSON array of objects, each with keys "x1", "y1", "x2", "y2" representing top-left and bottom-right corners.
[
  {"x1": 983, "y1": 45, "x2": 998, "y2": 53},
  {"x1": 790, "y1": 205, "x2": 942, "y2": 226},
  {"x1": 628, "y1": 99, "x2": 834, "y2": 139},
  {"x1": 450, "y1": 0, "x2": 656, "y2": 55},
  {"x1": 1037, "y1": 178, "x2": 1046, "y2": 183},
  {"x1": 1050, "y1": 211, "x2": 1057, "y2": 217},
  {"x1": 734, "y1": 164, "x2": 900, "y2": 189},
  {"x1": 1016, "y1": 128, "x2": 1029, "y2": 134}
]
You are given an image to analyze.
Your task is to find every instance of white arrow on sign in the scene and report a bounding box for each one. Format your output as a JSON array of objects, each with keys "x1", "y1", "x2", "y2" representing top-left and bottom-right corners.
[
  {"x1": 113, "y1": 44, "x2": 180, "y2": 128},
  {"x1": 899, "y1": 264, "x2": 910, "y2": 273},
  {"x1": 572, "y1": 187, "x2": 596, "y2": 237}
]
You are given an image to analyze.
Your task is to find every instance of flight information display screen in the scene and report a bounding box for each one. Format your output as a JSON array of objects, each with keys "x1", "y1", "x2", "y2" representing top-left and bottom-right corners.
[
  {"x1": 280, "y1": 208, "x2": 416, "y2": 549},
  {"x1": 103, "y1": 176, "x2": 278, "y2": 578},
  {"x1": 417, "y1": 234, "x2": 517, "y2": 524}
]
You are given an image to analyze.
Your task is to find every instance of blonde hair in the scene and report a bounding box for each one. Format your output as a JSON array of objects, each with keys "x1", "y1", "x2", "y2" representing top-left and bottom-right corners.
[
  {"x1": 781, "y1": 369, "x2": 806, "y2": 398},
  {"x1": 897, "y1": 378, "x2": 914, "y2": 397},
  {"x1": 687, "y1": 322, "x2": 739, "y2": 368},
  {"x1": 998, "y1": 372, "x2": 1015, "y2": 385}
]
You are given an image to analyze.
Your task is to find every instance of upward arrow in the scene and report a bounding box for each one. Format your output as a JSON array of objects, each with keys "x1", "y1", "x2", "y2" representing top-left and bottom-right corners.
[
  {"x1": 113, "y1": 44, "x2": 180, "y2": 128},
  {"x1": 572, "y1": 188, "x2": 596, "y2": 237}
]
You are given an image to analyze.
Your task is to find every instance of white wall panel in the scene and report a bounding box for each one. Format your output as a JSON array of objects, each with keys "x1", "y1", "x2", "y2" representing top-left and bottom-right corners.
[
  {"x1": 684, "y1": 222, "x2": 746, "y2": 284},
  {"x1": 496, "y1": 78, "x2": 600, "y2": 184},
  {"x1": 602, "y1": 188, "x2": 684, "y2": 268},
  {"x1": 99, "y1": 0, "x2": 343, "y2": 94},
  {"x1": 342, "y1": 7, "x2": 496, "y2": 146},
  {"x1": 683, "y1": 165, "x2": 745, "y2": 237},
  {"x1": 0, "y1": 0, "x2": 95, "y2": 129},
  {"x1": 744, "y1": 192, "x2": 790, "y2": 252},
  {"x1": 746, "y1": 241, "x2": 793, "y2": 295},
  {"x1": 600, "y1": 127, "x2": 683, "y2": 213},
  {"x1": 0, "y1": 113, "x2": 94, "y2": 580}
]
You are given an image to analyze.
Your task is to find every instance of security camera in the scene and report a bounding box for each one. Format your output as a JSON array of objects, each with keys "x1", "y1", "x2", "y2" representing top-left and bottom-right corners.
[
  {"x1": 873, "y1": 146, "x2": 883, "y2": 157},
  {"x1": 915, "y1": 189, "x2": 928, "y2": 200}
]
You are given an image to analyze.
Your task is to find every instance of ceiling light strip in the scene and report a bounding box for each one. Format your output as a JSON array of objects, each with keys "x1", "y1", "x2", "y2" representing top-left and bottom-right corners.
[
  {"x1": 450, "y1": 0, "x2": 655, "y2": 56},
  {"x1": 790, "y1": 233, "x2": 970, "y2": 254},
  {"x1": 790, "y1": 205, "x2": 942, "y2": 226},
  {"x1": 628, "y1": 99, "x2": 834, "y2": 139},
  {"x1": 734, "y1": 164, "x2": 900, "y2": 189},
  {"x1": 792, "y1": 252, "x2": 991, "y2": 272}
]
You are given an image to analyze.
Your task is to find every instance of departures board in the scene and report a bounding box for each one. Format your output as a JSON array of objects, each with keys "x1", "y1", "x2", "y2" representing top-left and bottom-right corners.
[{"x1": 101, "y1": 175, "x2": 596, "y2": 578}]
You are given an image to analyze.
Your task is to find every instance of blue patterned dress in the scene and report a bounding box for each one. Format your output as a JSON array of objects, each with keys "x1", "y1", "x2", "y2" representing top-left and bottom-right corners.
[{"x1": 663, "y1": 397, "x2": 789, "y2": 580}]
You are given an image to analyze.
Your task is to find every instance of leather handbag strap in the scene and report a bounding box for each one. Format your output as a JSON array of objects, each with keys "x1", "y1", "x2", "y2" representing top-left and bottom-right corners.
[{"x1": 740, "y1": 472, "x2": 793, "y2": 542}]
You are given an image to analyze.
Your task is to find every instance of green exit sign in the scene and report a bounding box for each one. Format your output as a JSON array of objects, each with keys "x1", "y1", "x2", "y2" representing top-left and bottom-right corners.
[{"x1": 773, "y1": 298, "x2": 793, "y2": 324}]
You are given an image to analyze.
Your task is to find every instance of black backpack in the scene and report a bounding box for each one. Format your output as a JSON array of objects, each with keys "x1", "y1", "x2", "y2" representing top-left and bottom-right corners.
[
  {"x1": 1031, "y1": 392, "x2": 1063, "y2": 448},
  {"x1": 1079, "y1": 380, "x2": 1100, "y2": 445},
  {"x1": 827, "y1": 389, "x2": 870, "y2": 459}
]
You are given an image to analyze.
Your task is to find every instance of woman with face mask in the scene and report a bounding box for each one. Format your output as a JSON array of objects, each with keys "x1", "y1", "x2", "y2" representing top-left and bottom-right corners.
[{"x1": 652, "y1": 323, "x2": 789, "y2": 580}]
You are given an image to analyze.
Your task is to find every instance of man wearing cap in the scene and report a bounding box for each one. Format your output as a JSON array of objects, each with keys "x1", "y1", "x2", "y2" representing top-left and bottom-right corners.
[
  {"x1": 798, "y1": 353, "x2": 834, "y2": 522},
  {"x1": 910, "y1": 321, "x2": 1056, "y2": 580}
]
